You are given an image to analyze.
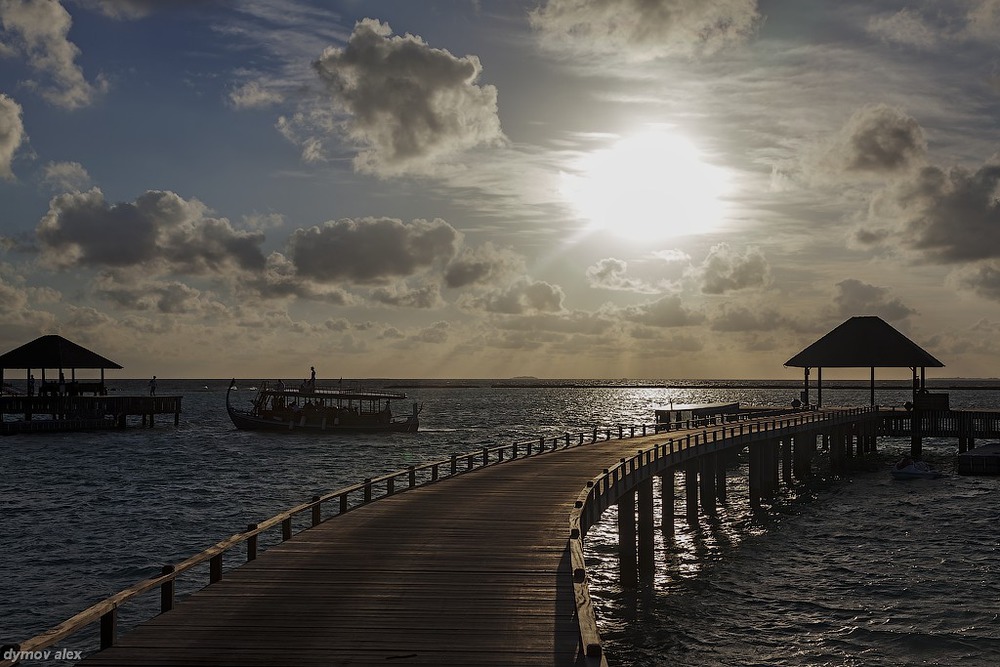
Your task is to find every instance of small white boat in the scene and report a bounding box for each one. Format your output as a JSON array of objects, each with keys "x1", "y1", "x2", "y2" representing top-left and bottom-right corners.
[{"x1": 891, "y1": 458, "x2": 944, "y2": 480}]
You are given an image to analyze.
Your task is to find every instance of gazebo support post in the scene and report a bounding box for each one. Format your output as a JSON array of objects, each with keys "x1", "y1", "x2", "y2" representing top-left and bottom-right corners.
[
  {"x1": 802, "y1": 367, "x2": 810, "y2": 407},
  {"x1": 870, "y1": 367, "x2": 875, "y2": 407},
  {"x1": 817, "y1": 367, "x2": 822, "y2": 408}
]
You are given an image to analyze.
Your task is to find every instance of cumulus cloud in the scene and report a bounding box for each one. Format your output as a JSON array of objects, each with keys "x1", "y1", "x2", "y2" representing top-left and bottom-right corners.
[
  {"x1": 622, "y1": 294, "x2": 704, "y2": 327},
  {"x1": 370, "y1": 281, "x2": 444, "y2": 308},
  {"x1": 862, "y1": 162, "x2": 1000, "y2": 263},
  {"x1": 312, "y1": 18, "x2": 504, "y2": 177},
  {"x1": 694, "y1": 243, "x2": 769, "y2": 294},
  {"x1": 469, "y1": 279, "x2": 565, "y2": 314},
  {"x1": 585, "y1": 257, "x2": 666, "y2": 293},
  {"x1": 0, "y1": 0, "x2": 107, "y2": 108},
  {"x1": 287, "y1": 216, "x2": 459, "y2": 284},
  {"x1": 0, "y1": 93, "x2": 24, "y2": 180},
  {"x1": 247, "y1": 252, "x2": 354, "y2": 304},
  {"x1": 36, "y1": 188, "x2": 268, "y2": 273},
  {"x1": 530, "y1": 0, "x2": 762, "y2": 60},
  {"x1": 229, "y1": 80, "x2": 283, "y2": 109},
  {"x1": 950, "y1": 261, "x2": 1000, "y2": 301},
  {"x1": 444, "y1": 242, "x2": 524, "y2": 288},
  {"x1": 824, "y1": 105, "x2": 926, "y2": 178},
  {"x1": 42, "y1": 160, "x2": 90, "y2": 190},
  {"x1": 833, "y1": 278, "x2": 916, "y2": 322},
  {"x1": 867, "y1": 9, "x2": 940, "y2": 49}
]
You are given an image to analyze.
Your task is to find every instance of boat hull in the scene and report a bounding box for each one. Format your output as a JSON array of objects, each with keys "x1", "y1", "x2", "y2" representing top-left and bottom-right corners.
[
  {"x1": 226, "y1": 380, "x2": 420, "y2": 433},
  {"x1": 228, "y1": 408, "x2": 418, "y2": 433}
]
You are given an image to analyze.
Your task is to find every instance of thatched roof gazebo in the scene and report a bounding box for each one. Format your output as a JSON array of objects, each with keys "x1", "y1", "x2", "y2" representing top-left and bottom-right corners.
[
  {"x1": 0, "y1": 334, "x2": 122, "y2": 396},
  {"x1": 784, "y1": 316, "x2": 944, "y2": 407}
]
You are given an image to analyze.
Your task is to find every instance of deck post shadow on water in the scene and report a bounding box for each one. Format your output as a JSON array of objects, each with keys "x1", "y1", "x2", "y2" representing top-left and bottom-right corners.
[{"x1": 4, "y1": 316, "x2": 1000, "y2": 666}]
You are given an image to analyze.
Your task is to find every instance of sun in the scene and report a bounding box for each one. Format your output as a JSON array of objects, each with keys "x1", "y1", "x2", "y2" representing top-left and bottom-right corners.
[{"x1": 561, "y1": 130, "x2": 730, "y2": 240}]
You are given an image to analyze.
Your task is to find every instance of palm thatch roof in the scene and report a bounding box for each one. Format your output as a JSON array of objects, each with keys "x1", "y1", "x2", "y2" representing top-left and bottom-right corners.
[
  {"x1": 785, "y1": 316, "x2": 943, "y2": 369},
  {"x1": 0, "y1": 335, "x2": 123, "y2": 370}
]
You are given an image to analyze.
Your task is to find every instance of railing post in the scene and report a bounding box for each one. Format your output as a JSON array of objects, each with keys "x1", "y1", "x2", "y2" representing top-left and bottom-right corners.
[
  {"x1": 451, "y1": 454, "x2": 458, "y2": 474},
  {"x1": 483, "y1": 447, "x2": 489, "y2": 466},
  {"x1": 619, "y1": 425, "x2": 623, "y2": 438},
  {"x1": 467, "y1": 454, "x2": 474, "y2": 470},
  {"x1": 431, "y1": 463, "x2": 439, "y2": 481},
  {"x1": 160, "y1": 565, "x2": 175, "y2": 613},
  {"x1": 565, "y1": 432, "x2": 571, "y2": 447},
  {"x1": 539, "y1": 436, "x2": 545, "y2": 453},
  {"x1": 364, "y1": 478, "x2": 372, "y2": 503},
  {"x1": 512, "y1": 442, "x2": 518, "y2": 458},
  {"x1": 247, "y1": 524, "x2": 258, "y2": 561},
  {"x1": 100, "y1": 607, "x2": 117, "y2": 649},
  {"x1": 210, "y1": 554, "x2": 223, "y2": 583},
  {"x1": 409, "y1": 465, "x2": 416, "y2": 488},
  {"x1": 283, "y1": 517, "x2": 293, "y2": 540},
  {"x1": 579, "y1": 433, "x2": 584, "y2": 444},
  {"x1": 340, "y1": 493, "x2": 348, "y2": 515},
  {"x1": 593, "y1": 427, "x2": 598, "y2": 442},
  {"x1": 312, "y1": 495, "x2": 322, "y2": 526}
]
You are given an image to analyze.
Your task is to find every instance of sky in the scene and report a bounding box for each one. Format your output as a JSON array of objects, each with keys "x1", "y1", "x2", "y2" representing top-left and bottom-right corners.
[{"x1": 3, "y1": 0, "x2": 1000, "y2": 380}]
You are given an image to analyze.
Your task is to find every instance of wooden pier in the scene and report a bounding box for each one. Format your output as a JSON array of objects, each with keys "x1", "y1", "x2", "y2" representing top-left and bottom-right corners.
[
  {"x1": 0, "y1": 395, "x2": 182, "y2": 434},
  {"x1": 3, "y1": 406, "x2": 997, "y2": 666}
]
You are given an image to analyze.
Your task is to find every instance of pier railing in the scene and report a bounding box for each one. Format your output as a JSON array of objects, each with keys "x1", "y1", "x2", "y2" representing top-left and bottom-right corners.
[
  {"x1": 0, "y1": 406, "x2": 837, "y2": 667},
  {"x1": 567, "y1": 406, "x2": 878, "y2": 665}
]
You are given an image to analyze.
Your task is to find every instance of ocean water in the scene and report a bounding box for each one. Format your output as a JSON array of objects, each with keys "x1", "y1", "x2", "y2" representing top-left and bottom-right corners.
[{"x1": 1, "y1": 379, "x2": 998, "y2": 665}]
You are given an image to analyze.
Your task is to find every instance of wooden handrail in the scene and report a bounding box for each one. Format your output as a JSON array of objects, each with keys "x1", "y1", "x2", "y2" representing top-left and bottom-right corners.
[{"x1": 566, "y1": 406, "x2": 878, "y2": 662}]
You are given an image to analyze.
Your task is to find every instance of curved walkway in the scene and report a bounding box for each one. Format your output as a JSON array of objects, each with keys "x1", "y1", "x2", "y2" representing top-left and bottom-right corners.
[{"x1": 78, "y1": 433, "x2": 670, "y2": 666}]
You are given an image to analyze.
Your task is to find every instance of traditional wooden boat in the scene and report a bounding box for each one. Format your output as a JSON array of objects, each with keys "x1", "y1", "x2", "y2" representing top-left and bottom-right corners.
[{"x1": 226, "y1": 379, "x2": 420, "y2": 433}]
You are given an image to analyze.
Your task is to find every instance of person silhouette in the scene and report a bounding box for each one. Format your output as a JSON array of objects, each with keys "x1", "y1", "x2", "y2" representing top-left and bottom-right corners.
[{"x1": 149, "y1": 375, "x2": 157, "y2": 396}]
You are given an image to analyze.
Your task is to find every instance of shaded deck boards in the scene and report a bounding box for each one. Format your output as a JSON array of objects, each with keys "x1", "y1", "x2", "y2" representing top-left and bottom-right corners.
[{"x1": 78, "y1": 433, "x2": 676, "y2": 667}]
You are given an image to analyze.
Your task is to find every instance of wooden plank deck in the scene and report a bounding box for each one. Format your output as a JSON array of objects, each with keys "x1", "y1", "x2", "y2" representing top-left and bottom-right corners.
[{"x1": 77, "y1": 434, "x2": 671, "y2": 667}]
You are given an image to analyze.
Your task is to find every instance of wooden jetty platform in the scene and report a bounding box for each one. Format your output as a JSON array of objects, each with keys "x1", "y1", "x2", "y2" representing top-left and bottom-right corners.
[
  {"x1": 3, "y1": 407, "x2": 881, "y2": 667},
  {"x1": 4, "y1": 404, "x2": 998, "y2": 666},
  {"x1": 0, "y1": 395, "x2": 182, "y2": 434}
]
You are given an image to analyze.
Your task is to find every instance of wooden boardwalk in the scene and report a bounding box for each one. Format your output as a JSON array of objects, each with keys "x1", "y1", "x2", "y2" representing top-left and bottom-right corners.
[{"x1": 77, "y1": 432, "x2": 671, "y2": 666}]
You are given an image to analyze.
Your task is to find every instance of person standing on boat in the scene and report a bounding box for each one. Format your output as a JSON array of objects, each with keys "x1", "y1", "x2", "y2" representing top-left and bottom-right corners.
[
  {"x1": 310, "y1": 366, "x2": 316, "y2": 389},
  {"x1": 27, "y1": 374, "x2": 34, "y2": 397},
  {"x1": 149, "y1": 375, "x2": 157, "y2": 396}
]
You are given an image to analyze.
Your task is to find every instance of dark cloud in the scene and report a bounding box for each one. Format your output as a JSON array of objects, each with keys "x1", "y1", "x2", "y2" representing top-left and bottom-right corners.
[
  {"x1": 695, "y1": 243, "x2": 769, "y2": 294},
  {"x1": 0, "y1": 93, "x2": 24, "y2": 180},
  {"x1": 370, "y1": 282, "x2": 443, "y2": 309},
  {"x1": 530, "y1": 0, "x2": 762, "y2": 59},
  {"x1": 951, "y1": 261, "x2": 1000, "y2": 301},
  {"x1": 863, "y1": 163, "x2": 1000, "y2": 263},
  {"x1": 833, "y1": 278, "x2": 915, "y2": 321},
  {"x1": 469, "y1": 279, "x2": 565, "y2": 314},
  {"x1": 247, "y1": 252, "x2": 353, "y2": 304},
  {"x1": 827, "y1": 104, "x2": 926, "y2": 176},
  {"x1": 621, "y1": 295, "x2": 704, "y2": 327},
  {"x1": 36, "y1": 188, "x2": 268, "y2": 273},
  {"x1": 287, "y1": 216, "x2": 459, "y2": 284},
  {"x1": 313, "y1": 18, "x2": 504, "y2": 176},
  {"x1": 444, "y1": 242, "x2": 523, "y2": 288}
]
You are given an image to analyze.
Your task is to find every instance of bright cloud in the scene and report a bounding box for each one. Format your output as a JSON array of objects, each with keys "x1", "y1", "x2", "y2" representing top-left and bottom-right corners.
[
  {"x1": 312, "y1": 18, "x2": 505, "y2": 177},
  {"x1": 0, "y1": 93, "x2": 24, "y2": 180}
]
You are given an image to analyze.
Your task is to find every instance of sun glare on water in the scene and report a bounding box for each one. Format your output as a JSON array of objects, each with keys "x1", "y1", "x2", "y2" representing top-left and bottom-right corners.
[{"x1": 561, "y1": 130, "x2": 730, "y2": 240}]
